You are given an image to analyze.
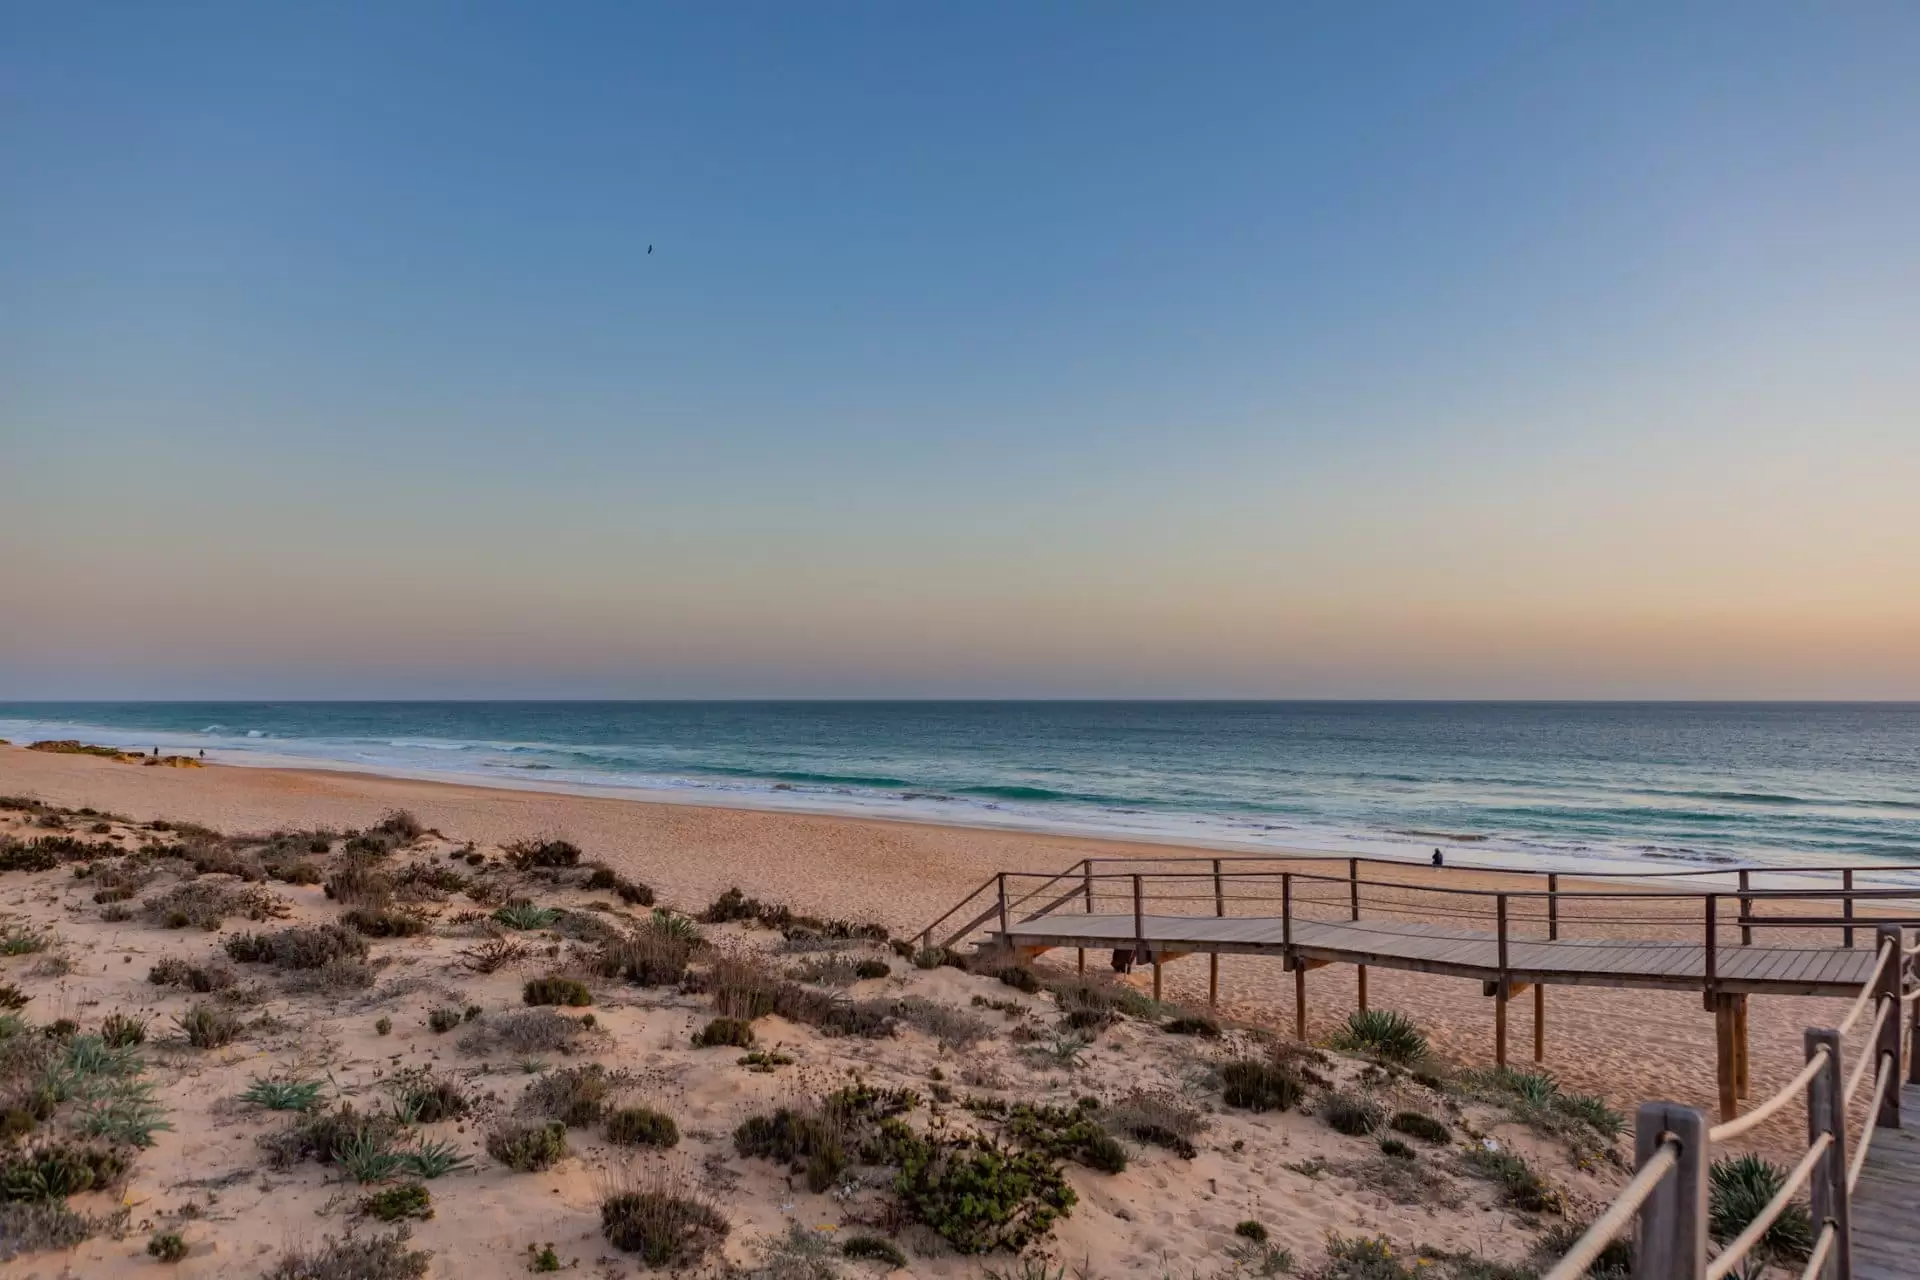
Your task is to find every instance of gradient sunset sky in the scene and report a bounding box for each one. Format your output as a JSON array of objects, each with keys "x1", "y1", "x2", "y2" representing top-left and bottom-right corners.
[{"x1": 4, "y1": 4, "x2": 1917, "y2": 699}]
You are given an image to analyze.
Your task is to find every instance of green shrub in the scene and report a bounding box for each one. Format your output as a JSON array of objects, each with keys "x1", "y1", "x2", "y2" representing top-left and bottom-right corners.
[
  {"x1": 893, "y1": 1135, "x2": 1076, "y2": 1254},
  {"x1": 0, "y1": 1143, "x2": 126, "y2": 1201},
  {"x1": 376, "y1": 1017, "x2": 392, "y2": 1036},
  {"x1": 596, "y1": 922, "x2": 696, "y2": 986},
  {"x1": 1234, "y1": 1220, "x2": 1268, "y2": 1243},
  {"x1": 735, "y1": 1108, "x2": 846, "y2": 1192},
  {"x1": 520, "y1": 1064, "x2": 611, "y2": 1127},
  {"x1": 842, "y1": 1235, "x2": 908, "y2": 1265},
  {"x1": 1003, "y1": 1103, "x2": 1127, "y2": 1174},
  {"x1": 599, "y1": 1189, "x2": 729, "y2": 1267},
  {"x1": 1321, "y1": 1234, "x2": 1409, "y2": 1280},
  {"x1": 583, "y1": 865, "x2": 655, "y2": 906},
  {"x1": 1462, "y1": 1145, "x2": 1563, "y2": 1214},
  {"x1": 1331, "y1": 1009, "x2": 1428, "y2": 1064},
  {"x1": 996, "y1": 967, "x2": 1041, "y2": 994},
  {"x1": 1162, "y1": 1014, "x2": 1221, "y2": 1038},
  {"x1": 387, "y1": 1069, "x2": 472, "y2": 1124},
  {"x1": 1709, "y1": 1154, "x2": 1814, "y2": 1260},
  {"x1": 1378, "y1": 1136, "x2": 1414, "y2": 1160},
  {"x1": 503, "y1": 837, "x2": 582, "y2": 870},
  {"x1": 854, "y1": 958, "x2": 891, "y2": 980},
  {"x1": 1390, "y1": 1111, "x2": 1450, "y2": 1144},
  {"x1": 693, "y1": 1017, "x2": 755, "y2": 1048},
  {"x1": 1323, "y1": 1092, "x2": 1384, "y2": 1136},
  {"x1": 262, "y1": 1228, "x2": 431, "y2": 1280},
  {"x1": 342, "y1": 908, "x2": 428, "y2": 938},
  {"x1": 225, "y1": 924, "x2": 367, "y2": 970},
  {"x1": 100, "y1": 1013, "x2": 147, "y2": 1048},
  {"x1": 486, "y1": 1120, "x2": 568, "y2": 1172},
  {"x1": 175, "y1": 1004, "x2": 241, "y2": 1049},
  {"x1": 426, "y1": 1007, "x2": 462, "y2": 1033},
  {"x1": 148, "y1": 1230, "x2": 189, "y2": 1262},
  {"x1": 1219, "y1": 1060, "x2": 1303, "y2": 1112},
  {"x1": 522, "y1": 976, "x2": 592, "y2": 1007},
  {"x1": 605, "y1": 1107, "x2": 678, "y2": 1148},
  {"x1": 361, "y1": 1182, "x2": 433, "y2": 1222}
]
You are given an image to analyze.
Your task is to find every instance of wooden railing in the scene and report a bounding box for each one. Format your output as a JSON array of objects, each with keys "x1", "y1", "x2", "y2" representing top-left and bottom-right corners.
[{"x1": 1542, "y1": 926, "x2": 1912, "y2": 1280}]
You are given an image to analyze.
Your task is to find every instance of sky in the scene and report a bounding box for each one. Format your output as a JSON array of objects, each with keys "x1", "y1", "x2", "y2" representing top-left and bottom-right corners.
[{"x1": 3, "y1": 3, "x2": 1918, "y2": 700}]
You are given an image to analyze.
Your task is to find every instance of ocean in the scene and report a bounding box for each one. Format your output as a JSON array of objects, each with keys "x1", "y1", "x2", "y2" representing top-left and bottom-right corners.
[{"x1": 2, "y1": 701, "x2": 1916, "y2": 877}]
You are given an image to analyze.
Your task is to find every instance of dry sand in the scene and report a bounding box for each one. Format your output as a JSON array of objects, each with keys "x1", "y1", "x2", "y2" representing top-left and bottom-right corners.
[{"x1": 0, "y1": 745, "x2": 1873, "y2": 1276}]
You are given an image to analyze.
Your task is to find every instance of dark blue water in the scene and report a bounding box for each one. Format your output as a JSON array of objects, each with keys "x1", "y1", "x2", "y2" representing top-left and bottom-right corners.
[{"x1": 3, "y1": 702, "x2": 1916, "y2": 873}]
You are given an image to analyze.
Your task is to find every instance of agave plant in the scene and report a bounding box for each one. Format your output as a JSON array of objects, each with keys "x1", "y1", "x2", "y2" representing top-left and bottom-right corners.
[
  {"x1": 491, "y1": 902, "x2": 560, "y2": 931},
  {"x1": 1709, "y1": 1154, "x2": 1815, "y2": 1261},
  {"x1": 242, "y1": 1077, "x2": 324, "y2": 1112},
  {"x1": 1330, "y1": 1009, "x2": 1428, "y2": 1064},
  {"x1": 397, "y1": 1138, "x2": 473, "y2": 1179}
]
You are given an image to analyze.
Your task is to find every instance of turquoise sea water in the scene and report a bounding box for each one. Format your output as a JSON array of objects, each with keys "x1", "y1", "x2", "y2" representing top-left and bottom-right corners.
[{"x1": 2, "y1": 702, "x2": 1916, "y2": 875}]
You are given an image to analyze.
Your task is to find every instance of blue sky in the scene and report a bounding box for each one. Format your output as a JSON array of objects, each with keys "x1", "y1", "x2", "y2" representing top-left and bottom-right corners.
[{"x1": 3, "y1": 3, "x2": 1917, "y2": 698}]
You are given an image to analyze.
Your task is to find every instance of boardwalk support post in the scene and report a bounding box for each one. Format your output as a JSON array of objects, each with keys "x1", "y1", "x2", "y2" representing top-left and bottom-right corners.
[
  {"x1": 1806, "y1": 1027, "x2": 1851, "y2": 1280},
  {"x1": 1131, "y1": 874, "x2": 1146, "y2": 970},
  {"x1": 1495, "y1": 894, "x2": 1509, "y2": 1068},
  {"x1": 1738, "y1": 869, "x2": 1753, "y2": 947},
  {"x1": 1632, "y1": 1101, "x2": 1707, "y2": 1280},
  {"x1": 1077, "y1": 859, "x2": 1088, "y2": 974},
  {"x1": 1350, "y1": 857, "x2": 1367, "y2": 1013},
  {"x1": 1843, "y1": 869, "x2": 1855, "y2": 948},
  {"x1": 1210, "y1": 858, "x2": 1224, "y2": 1008},
  {"x1": 1713, "y1": 996, "x2": 1739, "y2": 1122}
]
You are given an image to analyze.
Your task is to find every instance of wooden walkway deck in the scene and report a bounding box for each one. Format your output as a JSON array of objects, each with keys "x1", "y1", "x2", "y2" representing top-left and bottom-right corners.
[
  {"x1": 994, "y1": 912, "x2": 1883, "y2": 997},
  {"x1": 1852, "y1": 1081, "x2": 1920, "y2": 1280}
]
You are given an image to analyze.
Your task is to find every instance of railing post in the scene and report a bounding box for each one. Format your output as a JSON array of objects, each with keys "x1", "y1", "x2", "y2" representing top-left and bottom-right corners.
[
  {"x1": 1738, "y1": 869, "x2": 1752, "y2": 946},
  {"x1": 1843, "y1": 868, "x2": 1855, "y2": 948},
  {"x1": 1495, "y1": 893, "x2": 1509, "y2": 1068},
  {"x1": 997, "y1": 873, "x2": 1009, "y2": 937},
  {"x1": 1077, "y1": 859, "x2": 1090, "y2": 974},
  {"x1": 1705, "y1": 895, "x2": 1718, "y2": 995},
  {"x1": 1632, "y1": 1101, "x2": 1708, "y2": 1280},
  {"x1": 1909, "y1": 935, "x2": 1920, "y2": 1088},
  {"x1": 1875, "y1": 925, "x2": 1902, "y2": 1129},
  {"x1": 1806, "y1": 1027, "x2": 1851, "y2": 1280},
  {"x1": 1547, "y1": 872, "x2": 1559, "y2": 941}
]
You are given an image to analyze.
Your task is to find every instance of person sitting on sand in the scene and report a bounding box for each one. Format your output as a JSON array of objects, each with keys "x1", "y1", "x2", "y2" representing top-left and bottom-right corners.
[{"x1": 1432, "y1": 848, "x2": 1443, "y2": 867}]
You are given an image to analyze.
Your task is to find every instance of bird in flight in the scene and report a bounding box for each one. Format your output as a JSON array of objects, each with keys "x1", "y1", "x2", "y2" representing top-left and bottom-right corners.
[{"x1": 647, "y1": 245, "x2": 653, "y2": 254}]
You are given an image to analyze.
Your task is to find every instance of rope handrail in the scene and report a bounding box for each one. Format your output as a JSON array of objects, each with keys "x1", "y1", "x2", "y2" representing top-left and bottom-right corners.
[
  {"x1": 1083, "y1": 852, "x2": 1920, "y2": 880},
  {"x1": 1835, "y1": 941, "x2": 1894, "y2": 1037},
  {"x1": 1797, "y1": 1222, "x2": 1837, "y2": 1280},
  {"x1": 1847, "y1": 1054, "x2": 1896, "y2": 1194},
  {"x1": 1705, "y1": 1131, "x2": 1833, "y2": 1280},
  {"x1": 1538, "y1": 1139, "x2": 1681, "y2": 1280},
  {"x1": 1708, "y1": 1045, "x2": 1829, "y2": 1143},
  {"x1": 1843, "y1": 998, "x2": 1892, "y2": 1104}
]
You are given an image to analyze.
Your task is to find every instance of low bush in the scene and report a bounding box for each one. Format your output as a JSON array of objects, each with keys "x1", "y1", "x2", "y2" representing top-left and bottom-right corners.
[
  {"x1": 361, "y1": 1182, "x2": 432, "y2": 1222},
  {"x1": 1219, "y1": 1060, "x2": 1304, "y2": 1112},
  {"x1": 427, "y1": 1007, "x2": 462, "y2": 1033},
  {"x1": 841, "y1": 1235, "x2": 908, "y2": 1265},
  {"x1": 175, "y1": 1004, "x2": 241, "y2": 1049},
  {"x1": 1461, "y1": 1145, "x2": 1563, "y2": 1214},
  {"x1": 142, "y1": 882, "x2": 290, "y2": 930},
  {"x1": 225, "y1": 924, "x2": 367, "y2": 970},
  {"x1": 595, "y1": 921, "x2": 695, "y2": 986},
  {"x1": 1331, "y1": 1009, "x2": 1429, "y2": 1064},
  {"x1": 605, "y1": 1106, "x2": 678, "y2": 1148},
  {"x1": 1235, "y1": 1220, "x2": 1268, "y2": 1243},
  {"x1": 893, "y1": 1134, "x2": 1077, "y2": 1254},
  {"x1": 522, "y1": 976, "x2": 592, "y2": 1007},
  {"x1": 387, "y1": 1069, "x2": 472, "y2": 1125},
  {"x1": 693, "y1": 1017, "x2": 755, "y2": 1048},
  {"x1": 583, "y1": 865, "x2": 654, "y2": 906},
  {"x1": 148, "y1": 1230, "x2": 189, "y2": 1262},
  {"x1": 342, "y1": 908, "x2": 429, "y2": 938},
  {"x1": 1378, "y1": 1136, "x2": 1415, "y2": 1160},
  {"x1": 1003, "y1": 1103, "x2": 1127, "y2": 1173},
  {"x1": 0, "y1": 1143, "x2": 127, "y2": 1201},
  {"x1": 486, "y1": 1120, "x2": 568, "y2": 1172},
  {"x1": 854, "y1": 958, "x2": 891, "y2": 980},
  {"x1": 146, "y1": 957, "x2": 235, "y2": 993},
  {"x1": 520, "y1": 1064, "x2": 612, "y2": 1127},
  {"x1": 458, "y1": 1009, "x2": 591, "y2": 1057},
  {"x1": 262, "y1": 1228, "x2": 431, "y2": 1280},
  {"x1": 1162, "y1": 1014, "x2": 1221, "y2": 1038},
  {"x1": 243, "y1": 1078, "x2": 325, "y2": 1112},
  {"x1": 996, "y1": 966, "x2": 1041, "y2": 994},
  {"x1": 100, "y1": 1013, "x2": 147, "y2": 1048},
  {"x1": 1390, "y1": 1111, "x2": 1451, "y2": 1144},
  {"x1": 736, "y1": 1107, "x2": 847, "y2": 1192},
  {"x1": 325, "y1": 856, "x2": 395, "y2": 907},
  {"x1": 1323, "y1": 1092, "x2": 1384, "y2": 1137},
  {"x1": 459, "y1": 936, "x2": 529, "y2": 974},
  {"x1": 599, "y1": 1187, "x2": 728, "y2": 1267},
  {"x1": 492, "y1": 902, "x2": 560, "y2": 931},
  {"x1": 504, "y1": 837, "x2": 583, "y2": 870},
  {"x1": 1101, "y1": 1089, "x2": 1206, "y2": 1159}
]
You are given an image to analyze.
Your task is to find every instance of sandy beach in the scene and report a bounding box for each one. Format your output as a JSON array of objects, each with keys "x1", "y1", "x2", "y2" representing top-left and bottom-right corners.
[{"x1": 0, "y1": 745, "x2": 1861, "y2": 1152}]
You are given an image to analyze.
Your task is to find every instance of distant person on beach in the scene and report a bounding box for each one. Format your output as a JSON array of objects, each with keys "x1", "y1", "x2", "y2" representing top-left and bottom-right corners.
[{"x1": 1432, "y1": 848, "x2": 1443, "y2": 867}]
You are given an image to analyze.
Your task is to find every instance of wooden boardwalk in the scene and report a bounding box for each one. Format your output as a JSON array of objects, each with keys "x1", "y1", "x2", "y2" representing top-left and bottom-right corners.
[
  {"x1": 1853, "y1": 1082, "x2": 1920, "y2": 1280},
  {"x1": 996, "y1": 911, "x2": 1883, "y2": 996}
]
